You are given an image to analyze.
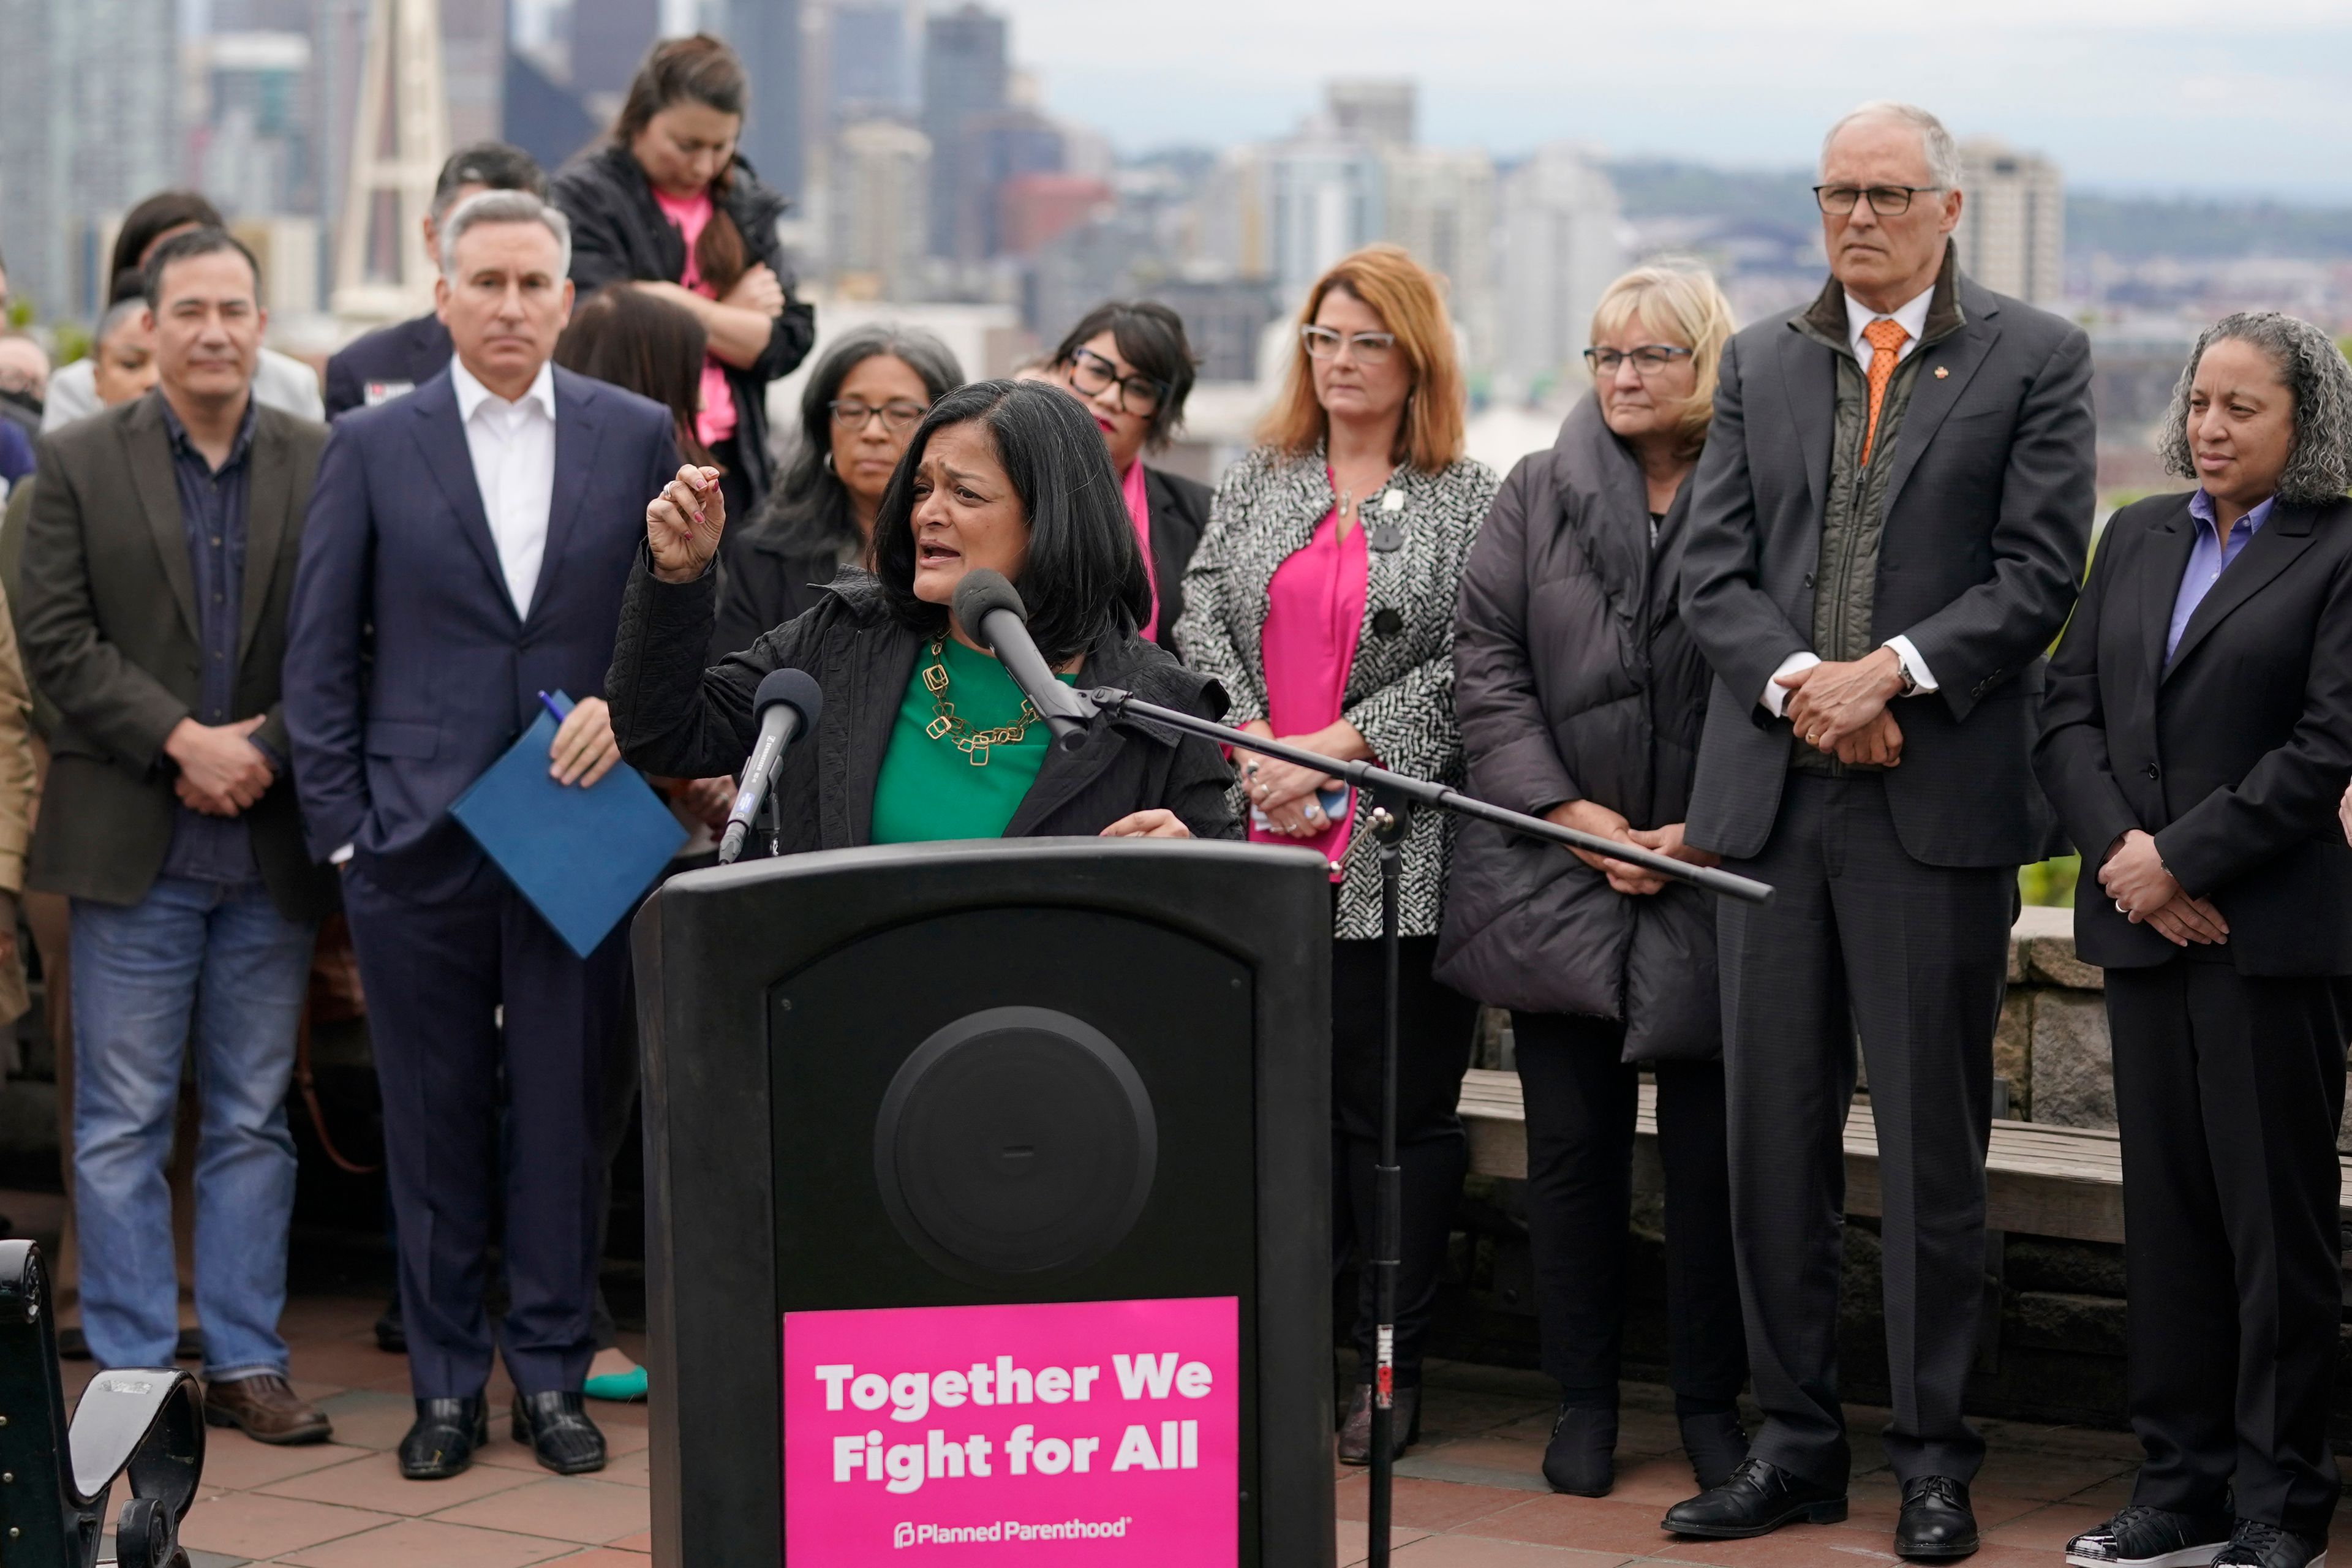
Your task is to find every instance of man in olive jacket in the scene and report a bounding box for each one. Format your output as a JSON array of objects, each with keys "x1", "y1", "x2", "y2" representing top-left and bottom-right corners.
[
  {"x1": 1669, "y1": 104, "x2": 2094, "y2": 1555},
  {"x1": 17, "y1": 228, "x2": 338, "y2": 1446}
]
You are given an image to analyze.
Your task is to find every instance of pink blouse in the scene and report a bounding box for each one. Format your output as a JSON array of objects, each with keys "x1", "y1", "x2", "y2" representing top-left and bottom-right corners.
[
  {"x1": 650, "y1": 186, "x2": 740, "y2": 450},
  {"x1": 1120, "y1": 458, "x2": 1161, "y2": 643},
  {"x1": 1248, "y1": 504, "x2": 1369, "y2": 878}
]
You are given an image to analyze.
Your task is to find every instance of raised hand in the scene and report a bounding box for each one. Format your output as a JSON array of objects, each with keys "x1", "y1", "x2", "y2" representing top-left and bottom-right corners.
[{"x1": 646, "y1": 464, "x2": 726, "y2": 584}]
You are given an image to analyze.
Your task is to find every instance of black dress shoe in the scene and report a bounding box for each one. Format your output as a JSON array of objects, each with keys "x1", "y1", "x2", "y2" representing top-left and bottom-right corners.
[
  {"x1": 1541, "y1": 1403, "x2": 1615, "y2": 1496},
  {"x1": 1896, "y1": 1475, "x2": 1979, "y2": 1559},
  {"x1": 2212, "y1": 1519, "x2": 2328, "y2": 1568},
  {"x1": 1335, "y1": 1384, "x2": 1419, "y2": 1466},
  {"x1": 374, "y1": 1298, "x2": 405, "y2": 1354},
  {"x1": 512, "y1": 1390, "x2": 606, "y2": 1475},
  {"x1": 1678, "y1": 1410, "x2": 1750, "y2": 1493},
  {"x1": 1662, "y1": 1456, "x2": 1847, "y2": 1539},
  {"x1": 399, "y1": 1396, "x2": 488, "y2": 1480},
  {"x1": 2065, "y1": 1504, "x2": 2236, "y2": 1567}
]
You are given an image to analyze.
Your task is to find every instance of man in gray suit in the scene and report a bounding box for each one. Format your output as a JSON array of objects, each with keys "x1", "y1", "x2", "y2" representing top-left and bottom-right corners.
[{"x1": 1667, "y1": 102, "x2": 2095, "y2": 1556}]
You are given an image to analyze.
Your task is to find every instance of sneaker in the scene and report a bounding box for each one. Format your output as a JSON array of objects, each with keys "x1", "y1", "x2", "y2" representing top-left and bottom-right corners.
[
  {"x1": 2066, "y1": 1505, "x2": 2236, "y2": 1567},
  {"x1": 2211, "y1": 1519, "x2": 2326, "y2": 1568}
]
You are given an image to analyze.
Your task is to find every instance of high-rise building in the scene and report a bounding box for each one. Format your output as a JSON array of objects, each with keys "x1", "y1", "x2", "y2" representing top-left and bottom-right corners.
[
  {"x1": 1325, "y1": 80, "x2": 1415, "y2": 150},
  {"x1": 831, "y1": 118, "x2": 930, "y2": 299},
  {"x1": 1382, "y1": 146, "x2": 1496, "y2": 368},
  {"x1": 1956, "y1": 138, "x2": 2064, "y2": 306},
  {"x1": 197, "y1": 31, "x2": 316, "y2": 220},
  {"x1": 1498, "y1": 144, "x2": 1625, "y2": 391},
  {"x1": 1262, "y1": 136, "x2": 1384, "y2": 309},
  {"x1": 0, "y1": 0, "x2": 178, "y2": 318},
  {"x1": 722, "y1": 0, "x2": 804, "y2": 205},
  {"x1": 831, "y1": 0, "x2": 911, "y2": 124},
  {"x1": 442, "y1": 0, "x2": 510, "y2": 149},
  {"x1": 921, "y1": 5, "x2": 1008, "y2": 261},
  {"x1": 571, "y1": 0, "x2": 662, "y2": 99}
]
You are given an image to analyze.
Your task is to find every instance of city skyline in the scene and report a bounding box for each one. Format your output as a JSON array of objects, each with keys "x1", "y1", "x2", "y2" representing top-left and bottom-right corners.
[{"x1": 985, "y1": 0, "x2": 2352, "y2": 202}]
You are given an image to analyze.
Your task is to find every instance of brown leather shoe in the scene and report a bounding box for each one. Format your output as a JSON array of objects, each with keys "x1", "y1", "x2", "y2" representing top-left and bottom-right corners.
[{"x1": 203, "y1": 1373, "x2": 333, "y2": 1445}]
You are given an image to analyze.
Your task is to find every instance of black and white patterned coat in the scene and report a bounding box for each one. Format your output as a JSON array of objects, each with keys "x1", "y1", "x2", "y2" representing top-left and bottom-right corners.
[{"x1": 1175, "y1": 442, "x2": 1501, "y2": 939}]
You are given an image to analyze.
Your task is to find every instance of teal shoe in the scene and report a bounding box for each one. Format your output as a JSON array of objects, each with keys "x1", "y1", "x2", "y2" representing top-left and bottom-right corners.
[{"x1": 582, "y1": 1366, "x2": 649, "y2": 1403}]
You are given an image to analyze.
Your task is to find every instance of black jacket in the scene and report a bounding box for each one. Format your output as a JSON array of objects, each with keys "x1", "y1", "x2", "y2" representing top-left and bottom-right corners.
[
  {"x1": 549, "y1": 143, "x2": 816, "y2": 508},
  {"x1": 608, "y1": 562, "x2": 1241, "y2": 848},
  {"x1": 1679, "y1": 266, "x2": 2095, "y2": 867},
  {"x1": 322, "y1": 313, "x2": 452, "y2": 421},
  {"x1": 2035, "y1": 492, "x2": 2352, "y2": 976},
  {"x1": 1437, "y1": 397, "x2": 1717, "y2": 1058},
  {"x1": 1142, "y1": 464, "x2": 1210, "y2": 654}
]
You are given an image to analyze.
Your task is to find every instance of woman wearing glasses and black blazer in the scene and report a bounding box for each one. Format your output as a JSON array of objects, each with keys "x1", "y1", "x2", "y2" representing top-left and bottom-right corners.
[
  {"x1": 1175, "y1": 244, "x2": 1499, "y2": 1466},
  {"x1": 1048, "y1": 301, "x2": 1210, "y2": 653},
  {"x1": 2038, "y1": 313, "x2": 2352, "y2": 1568},
  {"x1": 712, "y1": 325, "x2": 964, "y2": 655}
]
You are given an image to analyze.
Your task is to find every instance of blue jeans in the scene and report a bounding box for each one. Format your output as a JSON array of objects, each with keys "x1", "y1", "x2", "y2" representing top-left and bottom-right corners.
[{"x1": 72, "y1": 877, "x2": 315, "y2": 1379}]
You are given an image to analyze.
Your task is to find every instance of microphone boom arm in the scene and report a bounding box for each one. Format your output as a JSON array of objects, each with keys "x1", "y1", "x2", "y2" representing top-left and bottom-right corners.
[{"x1": 1079, "y1": 686, "x2": 1774, "y2": 905}]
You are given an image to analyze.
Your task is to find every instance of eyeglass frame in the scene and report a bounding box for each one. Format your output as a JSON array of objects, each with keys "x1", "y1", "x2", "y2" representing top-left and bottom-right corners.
[
  {"x1": 1812, "y1": 183, "x2": 1943, "y2": 217},
  {"x1": 1582, "y1": 344, "x2": 1696, "y2": 377},
  {"x1": 1061, "y1": 347, "x2": 1167, "y2": 417},
  {"x1": 1300, "y1": 325, "x2": 1399, "y2": 364},
  {"x1": 828, "y1": 397, "x2": 930, "y2": 434}
]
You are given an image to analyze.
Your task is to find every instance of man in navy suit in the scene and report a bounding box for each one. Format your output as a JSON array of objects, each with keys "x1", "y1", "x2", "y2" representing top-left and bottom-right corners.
[
  {"x1": 285, "y1": 190, "x2": 678, "y2": 1481},
  {"x1": 321, "y1": 143, "x2": 546, "y2": 422}
]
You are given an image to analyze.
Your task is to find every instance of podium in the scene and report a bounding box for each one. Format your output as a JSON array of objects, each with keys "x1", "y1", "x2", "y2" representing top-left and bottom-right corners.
[{"x1": 633, "y1": 837, "x2": 1336, "y2": 1566}]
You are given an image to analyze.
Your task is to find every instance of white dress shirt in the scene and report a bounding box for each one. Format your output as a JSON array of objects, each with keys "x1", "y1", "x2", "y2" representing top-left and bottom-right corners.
[
  {"x1": 451, "y1": 356, "x2": 557, "y2": 619},
  {"x1": 1759, "y1": 281, "x2": 1942, "y2": 720}
]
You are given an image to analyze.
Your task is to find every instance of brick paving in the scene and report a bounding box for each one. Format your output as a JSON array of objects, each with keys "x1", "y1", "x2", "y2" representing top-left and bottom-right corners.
[{"x1": 59, "y1": 1294, "x2": 2351, "y2": 1564}]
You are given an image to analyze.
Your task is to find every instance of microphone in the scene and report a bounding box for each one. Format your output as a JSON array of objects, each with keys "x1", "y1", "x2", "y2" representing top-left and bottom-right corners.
[
  {"x1": 717, "y1": 668, "x2": 823, "y2": 865},
  {"x1": 950, "y1": 569, "x2": 1092, "y2": 743}
]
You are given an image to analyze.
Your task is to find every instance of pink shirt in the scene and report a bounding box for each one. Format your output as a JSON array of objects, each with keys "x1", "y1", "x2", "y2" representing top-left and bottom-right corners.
[
  {"x1": 650, "y1": 186, "x2": 739, "y2": 450},
  {"x1": 1120, "y1": 458, "x2": 1160, "y2": 642},
  {"x1": 1248, "y1": 505, "x2": 1369, "y2": 878}
]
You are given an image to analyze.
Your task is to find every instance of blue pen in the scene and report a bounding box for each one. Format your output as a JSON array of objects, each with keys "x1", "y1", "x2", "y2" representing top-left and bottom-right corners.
[{"x1": 536, "y1": 690, "x2": 573, "y2": 724}]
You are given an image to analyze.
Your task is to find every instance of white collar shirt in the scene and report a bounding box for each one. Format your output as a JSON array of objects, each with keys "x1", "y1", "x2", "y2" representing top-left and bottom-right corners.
[
  {"x1": 451, "y1": 356, "x2": 557, "y2": 617},
  {"x1": 1844, "y1": 284, "x2": 1936, "y2": 370}
]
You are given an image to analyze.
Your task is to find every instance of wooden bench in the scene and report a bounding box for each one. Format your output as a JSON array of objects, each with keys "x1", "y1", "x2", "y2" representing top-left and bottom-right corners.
[{"x1": 1457, "y1": 1068, "x2": 2352, "y2": 1245}]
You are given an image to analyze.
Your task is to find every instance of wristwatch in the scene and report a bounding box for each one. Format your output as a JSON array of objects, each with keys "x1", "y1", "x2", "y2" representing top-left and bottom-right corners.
[{"x1": 1887, "y1": 647, "x2": 1919, "y2": 698}]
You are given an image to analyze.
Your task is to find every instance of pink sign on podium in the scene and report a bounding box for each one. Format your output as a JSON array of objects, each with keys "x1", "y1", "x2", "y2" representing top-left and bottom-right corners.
[{"x1": 782, "y1": 1295, "x2": 1240, "y2": 1562}]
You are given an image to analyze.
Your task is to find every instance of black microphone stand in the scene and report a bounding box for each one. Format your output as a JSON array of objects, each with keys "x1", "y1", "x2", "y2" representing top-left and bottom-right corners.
[{"x1": 1077, "y1": 688, "x2": 1771, "y2": 1566}]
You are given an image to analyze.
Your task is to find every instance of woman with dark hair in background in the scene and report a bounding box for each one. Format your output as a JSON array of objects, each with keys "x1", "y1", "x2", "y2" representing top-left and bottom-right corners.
[
  {"x1": 551, "y1": 33, "x2": 816, "y2": 556},
  {"x1": 1048, "y1": 301, "x2": 1210, "y2": 650},
  {"x1": 610, "y1": 379, "x2": 1236, "y2": 848},
  {"x1": 43, "y1": 195, "x2": 322, "y2": 429},
  {"x1": 713, "y1": 325, "x2": 964, "y2": 655},
  {"x1": 548, "y1": 284, "x2": 736, "y2": 1404}
]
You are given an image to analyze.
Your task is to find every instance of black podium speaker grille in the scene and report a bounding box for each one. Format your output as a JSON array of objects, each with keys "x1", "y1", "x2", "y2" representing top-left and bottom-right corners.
[{"x1": 873, "y1": 1005, "x2": 1159, "y2": 1281}]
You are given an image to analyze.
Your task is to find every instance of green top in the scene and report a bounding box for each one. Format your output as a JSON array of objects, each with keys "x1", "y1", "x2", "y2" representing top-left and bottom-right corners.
[{"x1": 869, "y1": 635, "x2": 1077, "y2": 845}]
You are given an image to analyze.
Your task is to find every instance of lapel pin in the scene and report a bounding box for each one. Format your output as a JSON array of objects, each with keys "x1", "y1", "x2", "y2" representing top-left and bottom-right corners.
[{"x1": 1933, "y1": 366, "x2": 1950, "y2": 379}]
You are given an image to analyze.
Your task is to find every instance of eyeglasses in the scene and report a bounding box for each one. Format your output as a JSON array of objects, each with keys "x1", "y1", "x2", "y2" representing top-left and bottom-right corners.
[
  {"x1": 830, "y1": 398, "x2": 928, "y2": 433},
  {"x1": 1812, "y1": 184, "x2": 1942, "y2": 217},
  {"x1": 1063, "y1": 347, "x2": 1165, "y2": 417},
  {"x1": 1302, "y1": 325, "x2": 1398, "y2": 364},
  {"x1": 1583, "y1": 344, "x2": 1695, "y2": 377}
]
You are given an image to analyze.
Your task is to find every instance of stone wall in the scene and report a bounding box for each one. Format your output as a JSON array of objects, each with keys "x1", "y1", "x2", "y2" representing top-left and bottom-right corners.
[{"x1": 2001, "y1": 904, "x2": 2113, "y2": 1128}]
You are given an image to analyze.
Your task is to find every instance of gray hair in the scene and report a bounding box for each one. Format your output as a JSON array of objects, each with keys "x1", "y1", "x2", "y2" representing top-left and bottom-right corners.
[
  {"x1": 2159, "y1": 311, "x2": 2352, "y2": 507},
  {"x1": 1820, "y1": 100, "x2": 1964, "y2": 191},
  {"x1": 438, "y1": 190, "x2": 572, "y2": 279}
]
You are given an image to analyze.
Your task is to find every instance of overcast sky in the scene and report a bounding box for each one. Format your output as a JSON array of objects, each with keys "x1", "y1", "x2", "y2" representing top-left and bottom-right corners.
[{"x1": 986, "y1": 0, "x2": 2352, "y2": 201}]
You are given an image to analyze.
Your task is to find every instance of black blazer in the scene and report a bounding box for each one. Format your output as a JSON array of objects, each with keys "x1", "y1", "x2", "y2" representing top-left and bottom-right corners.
[
  {"x1": 18, "y1": 395, "x2": 339, "y2": 919},
  {"x1": 1679, "y1": 266, "x2": 2096, "y2": 867},
  {"x1": 322, "y1": 314, "x2": 453, "y2": 422},
  {"x1": 1143, "y1": 464, "x2": 1210, "y2": 654},
  {"x1": 608, "y1": 564, "x2": 1240, "y2": 848},
  {"x1": 2035, "y1": 492, "x2": 2352, "y2": 976}
]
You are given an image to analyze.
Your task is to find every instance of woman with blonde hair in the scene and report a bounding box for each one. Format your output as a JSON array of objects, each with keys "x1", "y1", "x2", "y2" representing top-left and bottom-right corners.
[
  {"x1": 1176, "y1": 243, "x2": 1500, "y2": 1465},
  {"x1": 1438, "y1": 262, "x2": 1747, "y2": 1497}
]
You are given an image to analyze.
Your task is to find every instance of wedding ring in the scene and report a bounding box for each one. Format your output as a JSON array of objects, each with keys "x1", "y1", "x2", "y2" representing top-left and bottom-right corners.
[
  {"x1": 2114, "y1": 898, "x2": 2127, "y2": 913},
  {"x1": 1245, "y1": 761, "x2": 1259, "y2": 776}
]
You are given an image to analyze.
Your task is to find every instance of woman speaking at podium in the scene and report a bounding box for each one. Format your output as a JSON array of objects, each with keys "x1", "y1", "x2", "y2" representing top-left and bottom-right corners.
[{"x1": 606, "y1": 378, "x2": 1238, "y2": 847}]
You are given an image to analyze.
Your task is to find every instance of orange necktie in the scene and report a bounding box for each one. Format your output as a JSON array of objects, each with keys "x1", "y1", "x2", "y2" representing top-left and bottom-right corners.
[{"x1": 1860, "y1": 317, "x2": 1909, "y2": 465}]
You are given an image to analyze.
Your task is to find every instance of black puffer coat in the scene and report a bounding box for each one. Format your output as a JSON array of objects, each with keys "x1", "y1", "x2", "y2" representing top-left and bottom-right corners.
[{"x1": 1434, "y1": 396, "x2": 1719, "y2": 1061}]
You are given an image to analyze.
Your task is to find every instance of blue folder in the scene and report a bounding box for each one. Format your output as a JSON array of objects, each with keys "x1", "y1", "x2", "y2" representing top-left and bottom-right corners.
[{"x1": 448, "y1": 691, "x2": 688, "y2": 958}]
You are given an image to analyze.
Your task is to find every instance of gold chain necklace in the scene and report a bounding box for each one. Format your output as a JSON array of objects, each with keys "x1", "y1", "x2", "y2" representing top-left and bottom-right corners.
[{"x1": 921, "y1": 637, "x2": 1038, "y2": 766}]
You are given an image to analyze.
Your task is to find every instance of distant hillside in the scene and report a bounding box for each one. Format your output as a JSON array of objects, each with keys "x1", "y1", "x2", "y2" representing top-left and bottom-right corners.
[{"x1": 1607, "y1": 159, "x2": 2352, "y2": 261}]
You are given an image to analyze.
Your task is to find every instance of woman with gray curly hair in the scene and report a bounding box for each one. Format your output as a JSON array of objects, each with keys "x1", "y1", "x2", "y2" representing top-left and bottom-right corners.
[{"x1": 2037, "y1": 311, "x2": 2352, "y2": 1568}]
